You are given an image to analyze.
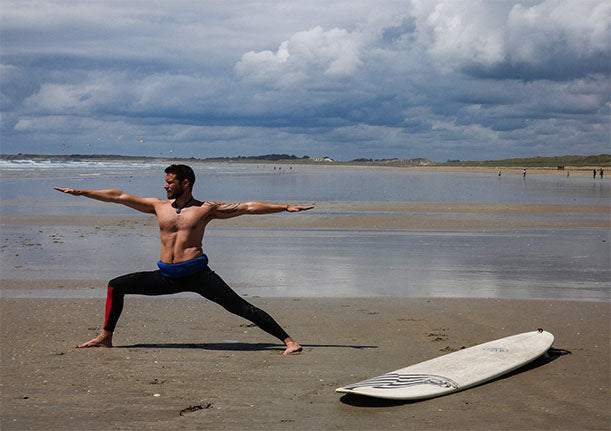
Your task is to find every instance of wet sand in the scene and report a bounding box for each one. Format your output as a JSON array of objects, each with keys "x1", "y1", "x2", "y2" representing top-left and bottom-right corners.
[
  {"x1": 0, "y1": 296, "x2": 608, "y2": 430},
  {"x1": 2, "y1": 201, "x2": 610, "y2": 230}
]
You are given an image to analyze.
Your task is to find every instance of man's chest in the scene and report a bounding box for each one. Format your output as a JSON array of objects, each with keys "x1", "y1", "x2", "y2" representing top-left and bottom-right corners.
[{"x1": 157, "y1": 205, "x2": 210, "y2": 232}]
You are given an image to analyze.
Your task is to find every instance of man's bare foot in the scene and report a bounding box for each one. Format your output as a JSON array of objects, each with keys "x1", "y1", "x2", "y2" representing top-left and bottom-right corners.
[
  {"x1": 76, "y1": 330, "x2": 113, "y2": 348},
  {"x1": 282, "y1": 337, "x2": 302, "y2": 355}
]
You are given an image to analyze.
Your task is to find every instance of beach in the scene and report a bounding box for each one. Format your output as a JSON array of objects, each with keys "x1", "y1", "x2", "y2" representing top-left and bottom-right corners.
[
  {"x1": 1, "y1": 296, "x2": 609, "y2": 430},
  {"x1": 1, "y1": 162, "x2": 610, "y2": 430}
]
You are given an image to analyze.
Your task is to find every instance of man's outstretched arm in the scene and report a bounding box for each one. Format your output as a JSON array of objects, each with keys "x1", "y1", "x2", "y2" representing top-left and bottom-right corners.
[
  {"x1": 208, "y1": 201, "x2": 314, "y2": 219},
  {"x1": 53, "y1": 187, "x2": 159, "y2": 214}
]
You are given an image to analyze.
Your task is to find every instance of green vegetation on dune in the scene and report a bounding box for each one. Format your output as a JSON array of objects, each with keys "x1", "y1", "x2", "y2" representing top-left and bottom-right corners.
[{"x1": 441, "y1": 154, "x2": 610, "y2": 167}]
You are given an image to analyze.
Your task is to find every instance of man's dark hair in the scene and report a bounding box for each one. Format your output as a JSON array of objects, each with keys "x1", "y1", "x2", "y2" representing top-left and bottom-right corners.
[{"x1": 165, "y1": 164, "x2": 196, "y2": 189}]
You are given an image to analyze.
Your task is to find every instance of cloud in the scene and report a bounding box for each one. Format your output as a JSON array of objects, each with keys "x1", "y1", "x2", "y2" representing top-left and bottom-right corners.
[
  {"x1": 422, "y1": 1, "x2": 509, "y2": 67},
  {"x1": 506, "y1": 1, "x2": 609, "y2": 62},
  {"x1": 419, "y1": 0, "x2": 611, "y2": 80},
  {"x1": 1, "y1": 0, "x2": 609, "y2": 160},
  {"x1": 235, "y1": 26, "x2": 363, "y2": 87}
]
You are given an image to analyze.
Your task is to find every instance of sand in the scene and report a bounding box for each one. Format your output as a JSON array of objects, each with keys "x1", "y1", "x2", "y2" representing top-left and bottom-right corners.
[
  {"x1": 0, "y1": 295, "x2": 609, "y2": 430},
  {"x1": 1, "y1": 200, "x2": 610, "y2": 430},
  {"x1": 2, "y1": 201, "x2": 610, "y2": 231}
]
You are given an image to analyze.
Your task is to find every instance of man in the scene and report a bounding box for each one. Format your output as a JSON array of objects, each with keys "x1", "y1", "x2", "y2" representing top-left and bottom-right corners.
[{"x1": 54, "y1": 164, "x2": 313, "y2": 355}]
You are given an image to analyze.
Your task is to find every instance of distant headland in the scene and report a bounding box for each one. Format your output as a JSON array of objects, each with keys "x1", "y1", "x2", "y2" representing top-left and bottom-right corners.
[{"x1": 1, "y1": 153, "x2": 609, "y2": 168}]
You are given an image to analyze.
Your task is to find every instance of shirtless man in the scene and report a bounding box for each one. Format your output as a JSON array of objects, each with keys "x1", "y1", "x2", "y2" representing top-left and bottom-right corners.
[{"x1": 54, "y1": 164, "x2": 312, "y2": 355}]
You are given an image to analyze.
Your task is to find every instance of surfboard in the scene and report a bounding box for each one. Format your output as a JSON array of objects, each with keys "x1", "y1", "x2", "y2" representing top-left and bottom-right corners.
[{"x1": 336, "y1": 329, "x2": 554, "y2": 400}]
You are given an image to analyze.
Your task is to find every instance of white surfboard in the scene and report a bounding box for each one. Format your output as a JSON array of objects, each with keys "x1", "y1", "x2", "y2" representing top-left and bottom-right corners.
[{"x1": 336, "y1": 329, "x2": 554, "y2": 400}]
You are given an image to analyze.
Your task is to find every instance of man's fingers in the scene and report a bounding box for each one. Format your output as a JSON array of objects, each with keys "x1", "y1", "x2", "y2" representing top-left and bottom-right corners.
[
  {"x1": 288, "y1": 205, "x2": 314, "y2": 212},
  {"x1": 54, "y1": 187, "x2": 78, "y2": 195}
]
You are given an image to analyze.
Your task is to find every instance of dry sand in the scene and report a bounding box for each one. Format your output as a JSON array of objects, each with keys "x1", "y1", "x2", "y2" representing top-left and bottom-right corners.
[{"x1": 0, "y1": 295, "x2": 608, "y2": 430}]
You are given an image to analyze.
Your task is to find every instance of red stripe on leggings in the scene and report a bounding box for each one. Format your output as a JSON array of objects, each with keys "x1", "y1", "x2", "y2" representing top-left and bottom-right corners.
[{"x1": 104, "y1": 286, "x2": 114, "y2": 328}]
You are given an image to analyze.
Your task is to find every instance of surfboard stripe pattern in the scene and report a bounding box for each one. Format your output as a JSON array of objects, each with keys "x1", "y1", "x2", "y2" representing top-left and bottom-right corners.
[{"x1": 343, "y1": 373, "x2": 459, "y2": 390}]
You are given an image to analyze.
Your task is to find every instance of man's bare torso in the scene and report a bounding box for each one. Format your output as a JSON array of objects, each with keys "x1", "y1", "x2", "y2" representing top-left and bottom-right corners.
[{"x1": 155, "y1": 200, "x2": 213, "y2": 264}]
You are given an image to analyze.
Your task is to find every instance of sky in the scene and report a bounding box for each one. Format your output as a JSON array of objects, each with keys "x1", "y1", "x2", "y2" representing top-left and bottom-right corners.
[{"x1": 1, "y1": 0, "x2": 609, "y2": 161}]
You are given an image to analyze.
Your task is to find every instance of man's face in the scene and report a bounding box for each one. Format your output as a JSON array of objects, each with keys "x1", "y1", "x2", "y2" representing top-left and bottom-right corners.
[{"x1": 164, "y1": 173, "x2": 186, "y2": 199}]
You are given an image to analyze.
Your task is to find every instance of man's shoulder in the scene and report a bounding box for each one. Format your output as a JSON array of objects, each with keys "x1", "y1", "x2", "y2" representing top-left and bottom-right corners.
[{"x1": 149, "y1": 198, "x2": 170, "y2": 206}]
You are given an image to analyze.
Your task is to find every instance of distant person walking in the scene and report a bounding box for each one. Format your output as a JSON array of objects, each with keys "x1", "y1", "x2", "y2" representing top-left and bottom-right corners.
[
  {"x1": 523, "y1": 169, "x2": 526, "y2": 177},
  {"x1": 600, "y1": 168, "x2": 604, "y2": 179},
  {"x1": 593, "y1": 169, "x2": 597, "y2": 178}
]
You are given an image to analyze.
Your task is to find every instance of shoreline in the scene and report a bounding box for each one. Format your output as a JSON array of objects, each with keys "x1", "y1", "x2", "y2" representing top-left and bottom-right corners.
[
  {"x1": 1, "y1": 296, "x2": 608, "y2": 430},
  {"x1": 2, "y1": 155, "x2": 609, "y2": 178}
]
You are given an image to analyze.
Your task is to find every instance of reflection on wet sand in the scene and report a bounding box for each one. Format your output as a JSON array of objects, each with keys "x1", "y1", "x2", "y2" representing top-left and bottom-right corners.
[{"x1": 2, "y1": 219, "x2": 609, "y2": 301}]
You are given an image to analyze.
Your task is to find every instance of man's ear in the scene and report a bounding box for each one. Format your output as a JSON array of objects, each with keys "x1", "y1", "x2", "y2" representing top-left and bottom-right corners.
[{"x1": 182, "y1": 179, "x2": 191, "y2": 190}]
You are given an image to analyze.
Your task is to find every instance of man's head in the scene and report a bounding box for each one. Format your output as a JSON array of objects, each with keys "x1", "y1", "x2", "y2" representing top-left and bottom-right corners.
[{"x1": 164, "y1": 164, "x2": 195, "y2": 199}]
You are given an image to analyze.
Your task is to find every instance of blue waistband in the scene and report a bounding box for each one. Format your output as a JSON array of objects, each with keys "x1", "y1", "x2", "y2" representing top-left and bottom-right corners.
[{"x1": 157, "y1": 255, "x2": 208, "y2": 278}]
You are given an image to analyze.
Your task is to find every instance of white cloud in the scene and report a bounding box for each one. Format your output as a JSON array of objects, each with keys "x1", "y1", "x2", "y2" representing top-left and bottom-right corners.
[
  {"x1": 507, "y1": 0, "x2": 610, "y2": 62},
  {"x1": 423, "y1": 1, "x2": 509, "y2": 67},
  {"x1": 406, "y1": 0, "x2": 610, "y2": 78},
  {"x1": 235, "y1": 26, "x2": 363, "y2": 87}
]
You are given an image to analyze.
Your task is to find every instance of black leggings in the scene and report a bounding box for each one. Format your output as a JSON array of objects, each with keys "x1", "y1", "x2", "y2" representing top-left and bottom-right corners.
[{"x1": 103, "y1": 266, "x2": 290, "y2": 342}]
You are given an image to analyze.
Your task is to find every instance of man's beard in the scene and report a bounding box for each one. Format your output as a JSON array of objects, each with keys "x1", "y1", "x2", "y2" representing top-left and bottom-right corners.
[{"x1": 166, "y1": 187, "x2": 184, "y2": 200}]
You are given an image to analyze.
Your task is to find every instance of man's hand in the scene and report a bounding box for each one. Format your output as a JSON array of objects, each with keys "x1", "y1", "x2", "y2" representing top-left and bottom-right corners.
[
  {"x1": 286, "y1": 205, "x2": 314, "y2": 212},
  {"x1": 54, "y1": 187, "x2": 81, "y2": 196}
]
